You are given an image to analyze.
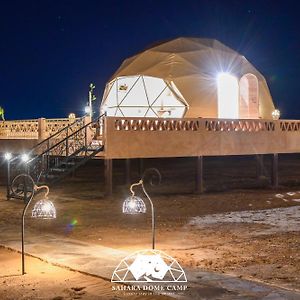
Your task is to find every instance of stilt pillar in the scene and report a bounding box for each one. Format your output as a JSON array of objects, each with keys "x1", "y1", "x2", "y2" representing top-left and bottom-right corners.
[
  {"x1": 125, "y1": 159, "x2": 131, "y2": 185},
  {"x1": 271, "y1": 153, "x2": 279, "y2": 188},
  {"x1": 104, "y1": 159, "x2": 113, "y2": 196},
  {"x1": 138, "y1": 158, "x2": 144, "y2": 177},
  {"x1": 256, "y1": 154, "x2": 264, "y2": 178},
  {"x1": 195, "y1": 156, "x2": 204, "y2": 193}
]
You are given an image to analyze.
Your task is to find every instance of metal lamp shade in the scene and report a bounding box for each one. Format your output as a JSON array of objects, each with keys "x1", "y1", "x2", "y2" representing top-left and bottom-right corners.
[
  {"x1": 123, "y1": 196, "x2": 146, "y2": 214},
  {"x1": 32, "y1": 199, "x2": 56, "y2": 219}
]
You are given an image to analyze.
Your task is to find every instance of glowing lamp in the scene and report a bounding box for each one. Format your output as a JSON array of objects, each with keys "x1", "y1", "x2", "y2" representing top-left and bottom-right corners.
[
  {"x1": 84, "y1": 105, "x2": 91, "y2": 114},
  {"x1": 21, "y1": 153, "x2": 29, "y2": 163},
  {"x1": 272, "y1": 109, "x2": 280, "y2": 120},
  {"x1": 10, "y1": 173, "x2": 56, "y2": 275},
  {"x1": 32, "y1": 199, "x2": 56, "y2": 219},
  {"x1": 122, "y1": 169, "x2": 161, "y2": 249},
  {"x1": 68, "y1": 113, "x2": 76, "y2": 119},
  {"x1": 4, "y1": 152, "x2": 12, "y2": 160},
  {"x1": 123, "y1": 196, "x2": 146, "y2": 214}
]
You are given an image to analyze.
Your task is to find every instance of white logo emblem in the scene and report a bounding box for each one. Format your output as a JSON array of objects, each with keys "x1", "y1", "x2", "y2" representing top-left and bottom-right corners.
[{"x1": 111, "y1": 249, "x2": 187, "y2": 283}]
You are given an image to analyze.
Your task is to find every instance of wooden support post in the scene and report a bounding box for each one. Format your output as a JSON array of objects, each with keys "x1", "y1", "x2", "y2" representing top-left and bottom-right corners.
[
  {"x1": 138, "y1": 158, "x2": 144, "y2": 177},
  {"x1": 104, "y1": 159, "x2": 113, "y2": 196},
  {"x1": 125, "y1": 159, "x2": 131, "y2": 185},
  {"x1": 256, "y1": 154, "x2": 264, "y2": 178},
  {"x1": 271, "y1": 153, "x2": 279, "y2": 188},
  {"x1": 195, "y1": 156, "x2": 204, "y2": 193}
]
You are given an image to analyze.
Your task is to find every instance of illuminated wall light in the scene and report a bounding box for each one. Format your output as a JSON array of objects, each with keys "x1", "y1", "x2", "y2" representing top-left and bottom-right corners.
[
  {"x1": 68, "y1": 113, "x2": 76, "y2": 119},
  {"x1": 217, "y1": 73, "x2": 239, "y2": 119},
  {"x1": 272, "y1": 109, "x2": 280, "y2": 120}
]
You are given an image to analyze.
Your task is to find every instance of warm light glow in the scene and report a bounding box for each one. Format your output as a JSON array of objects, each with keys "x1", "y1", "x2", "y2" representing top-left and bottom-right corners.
[
  {"x1": 272, "y1": 109, "x2": 280, "y2": 120},
  {"x1": 4, "y1": 152, "x2": 12, "y2": 160},
  {"x1": 217, "y1": 73, "x2": 239, "y2": 119},
  {"x1": 102, "y1": 75, "x2": 187, "y2": 118},
  {"x1": 68, "y1": 113, "x2": 76, "y2": 119},
  {"x1": 32, "y1": 199, "x2": 56, "y2": 219},
  {"x1": 85, "y1": 105, "x2": 91, "y2": 114},
  {"x1": 123, "y1": 196, "x2": 146, "y2": 214},
  {"x1": 129, "y1": 200, "x2": 136, "y2": 209},
  {"x1": 21, "y1": 153, "x2": 29, "y2": 163}
]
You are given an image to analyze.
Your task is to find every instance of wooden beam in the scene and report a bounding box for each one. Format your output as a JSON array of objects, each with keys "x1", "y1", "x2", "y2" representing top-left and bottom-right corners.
[
  {"x1": 271, "y1": 153, "x2": 279, "y2": 188},
  {"x1": 104, "y1": 159, "x2": 113, "y2": 196},
  {"x1": 195, "y1": 156, "x2": 204, "y2": 193}
]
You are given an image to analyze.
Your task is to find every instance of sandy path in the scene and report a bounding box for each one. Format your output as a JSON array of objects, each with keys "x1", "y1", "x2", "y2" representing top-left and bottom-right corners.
[{"x1": 0, "y1": 247, "x2": 170, "y2": 300}]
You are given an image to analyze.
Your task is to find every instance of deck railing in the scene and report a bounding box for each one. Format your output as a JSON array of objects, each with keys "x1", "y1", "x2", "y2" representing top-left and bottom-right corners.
[
  {"x1": 114, "y1": 118, "x2": 277, "y2": 132},
  {"x1": 2, "y1": 117, "x2": 300, "y2": 140}
]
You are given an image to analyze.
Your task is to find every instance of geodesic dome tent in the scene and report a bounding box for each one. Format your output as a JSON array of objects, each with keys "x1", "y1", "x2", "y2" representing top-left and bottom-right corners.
[{"x1": 101, "y1": 38, "x2": 276, "y2": 119}]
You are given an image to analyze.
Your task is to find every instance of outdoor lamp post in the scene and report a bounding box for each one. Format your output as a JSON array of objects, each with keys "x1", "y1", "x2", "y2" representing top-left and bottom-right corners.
[
  {"x1": 4, "y1": 152, "x2": 12, "y2": 200},
  {"x1": 11, "y1": 174, "x2": 56, "y2": 275},
  {"x1": 122, "y1": 168, "x2": 161, "y2": 250}
]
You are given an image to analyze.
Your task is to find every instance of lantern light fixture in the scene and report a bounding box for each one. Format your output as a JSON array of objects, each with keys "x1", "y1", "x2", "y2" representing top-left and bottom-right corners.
[
  {"x1": 11, "y1": 174, "x2": 56, "y2": 275},
  {"x1": 122, "y1": 168, "x2": 161, "y2": 250}
]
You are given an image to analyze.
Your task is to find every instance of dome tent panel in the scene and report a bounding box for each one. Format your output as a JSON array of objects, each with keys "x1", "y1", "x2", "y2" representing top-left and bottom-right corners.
[
  {"x1": 101, "y1": 75, "x2": 188, "y2": 118},
  {"x1": 101, "y1": 37, "x2": 276, "y2": 119}
]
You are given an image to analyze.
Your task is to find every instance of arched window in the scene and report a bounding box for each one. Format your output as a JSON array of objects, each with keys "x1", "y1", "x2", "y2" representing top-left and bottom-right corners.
[
  {"x1": 217, "y1": 73, "x2": 239, "y2": 119},
  {"x1": 239, "y1": 73, "x2": 259, "y2": 119}
]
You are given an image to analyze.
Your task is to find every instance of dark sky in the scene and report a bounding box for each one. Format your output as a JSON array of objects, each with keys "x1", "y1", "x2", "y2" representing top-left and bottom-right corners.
[{"x1": 0, "y1": 0, "x2": 299, "y2": 119}]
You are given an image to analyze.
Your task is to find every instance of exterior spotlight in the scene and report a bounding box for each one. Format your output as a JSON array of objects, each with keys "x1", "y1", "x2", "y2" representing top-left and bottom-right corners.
[
  {"x1": 4, "y1": 152, "x2": 12, "y2": 160},
  {"x1": 21, "y1": 153, "x2": 29, "y2": 163},
  {"x1": 11, "y1": 174, "x2": 56, "y2": 275},
  {"x1": 123, "y1": 168, "x2": 161, "y2": 249},
  {"x1": 272, "y1": 109, "x2": 280, "y2": 120}
]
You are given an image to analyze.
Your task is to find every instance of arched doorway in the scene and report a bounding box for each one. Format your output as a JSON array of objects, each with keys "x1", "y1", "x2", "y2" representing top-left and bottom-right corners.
[
  {"x1": 217, "y1": 73, "x2": 239, "y2": 119},
  {"x1": 239, "y1": 73, "x2": 259, "y2": 119}
]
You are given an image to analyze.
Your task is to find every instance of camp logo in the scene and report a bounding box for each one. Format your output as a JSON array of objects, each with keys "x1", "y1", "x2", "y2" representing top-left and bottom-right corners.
[{"x1": 111, "y1": 249, "x2": 187, "y2": 283}]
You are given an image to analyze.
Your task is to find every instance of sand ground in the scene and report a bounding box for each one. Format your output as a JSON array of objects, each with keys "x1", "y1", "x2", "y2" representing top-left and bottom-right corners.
[
  {"x1": 0, "y1": 155, "x2": 300, "y2": 298},
  {"x1": 0, "y1": 246, "x2": 171, "y2": 300}
]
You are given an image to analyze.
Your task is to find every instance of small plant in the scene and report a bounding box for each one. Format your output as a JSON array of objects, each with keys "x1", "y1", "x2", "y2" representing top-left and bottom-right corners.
[{"x1": 0, "y1": 106, "x2": 5, "y2": 121}]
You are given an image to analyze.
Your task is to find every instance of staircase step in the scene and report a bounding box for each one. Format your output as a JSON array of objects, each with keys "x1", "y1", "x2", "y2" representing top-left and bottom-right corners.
[
  {"x1": 49, "y1": 168, "x2": 67, "y2": 173},
  {"x1": 60, "y1": 161, "x2": 76, "y2": 166}
]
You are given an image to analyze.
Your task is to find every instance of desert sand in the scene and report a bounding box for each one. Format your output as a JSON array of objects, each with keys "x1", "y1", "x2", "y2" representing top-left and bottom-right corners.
[{"x1": 0, "y1": 155, "x2": 300, "y2": 299}]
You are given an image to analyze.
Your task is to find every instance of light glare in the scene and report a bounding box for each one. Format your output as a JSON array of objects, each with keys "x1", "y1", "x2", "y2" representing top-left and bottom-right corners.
[
  {"x1": 21, "y1": 154, "x2": 29, "y2": 163},
  {"x1": 85, "y1": 106, "x2": 91, "y2": 114},
  {"x1": 217, "y1": 73, "x2": 239, "y2": 119},
  {"x1": 4, "y1": 152, "x2": 12, "y2": 160},
  {"x1": 272, "y1": 109, "x2": 280, "y2": 120}
]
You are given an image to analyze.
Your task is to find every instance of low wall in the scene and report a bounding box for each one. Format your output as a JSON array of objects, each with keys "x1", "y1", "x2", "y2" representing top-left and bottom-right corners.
[
  {"x1": 0, "y1": 117, "x2": 80, "y2": 140},
  {"x1": 104, "y1": 117, "x2": 300, "y2": 158}
]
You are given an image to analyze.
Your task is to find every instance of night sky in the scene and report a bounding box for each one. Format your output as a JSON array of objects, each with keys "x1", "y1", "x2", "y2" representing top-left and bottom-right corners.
[{"x1": 0, "y1": 0, "x2": 299, "y2": 120}]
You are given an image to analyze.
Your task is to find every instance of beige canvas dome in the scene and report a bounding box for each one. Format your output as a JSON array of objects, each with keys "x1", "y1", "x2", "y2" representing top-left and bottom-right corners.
[{"x1": 101, "y1": 37, "x2": 275, "y2": 119}]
